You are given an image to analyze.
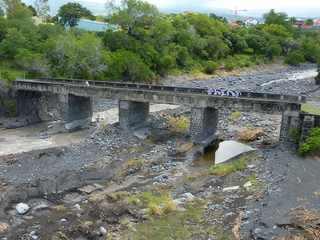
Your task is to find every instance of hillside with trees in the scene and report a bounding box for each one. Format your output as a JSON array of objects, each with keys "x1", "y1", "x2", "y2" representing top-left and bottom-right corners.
[{"x1": 0, "y1": 0, "x2": 320, "y2": 83}]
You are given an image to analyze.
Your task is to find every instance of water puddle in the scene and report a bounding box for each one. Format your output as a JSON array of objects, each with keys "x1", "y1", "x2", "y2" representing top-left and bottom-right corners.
[{"x1": 193, "y1": 140, "x2": 255, "y2": 166}]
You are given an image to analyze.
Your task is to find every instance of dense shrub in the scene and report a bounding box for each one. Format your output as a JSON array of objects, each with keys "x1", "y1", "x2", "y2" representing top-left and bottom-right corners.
[
  {"x1": 299, "y1": 128, "x2": 320, "y2": 156},
  {"x1": 224, "y1": 59, "x2": 236, "y2": 71},
  {"x1": 107, "y1": 50, "x2": 154, "y2": 82},
  {"x1": 203, "y1": 61, "x2": 219, "y2": 74},
  {"x1": 285, "y1": 50, "x2": 306, "y2": 65}
]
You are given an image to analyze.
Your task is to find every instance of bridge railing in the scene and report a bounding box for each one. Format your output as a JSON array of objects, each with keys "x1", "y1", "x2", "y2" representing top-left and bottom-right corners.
[{"x1": 15, "y1": 78, "x2": 306, "y2": 103}]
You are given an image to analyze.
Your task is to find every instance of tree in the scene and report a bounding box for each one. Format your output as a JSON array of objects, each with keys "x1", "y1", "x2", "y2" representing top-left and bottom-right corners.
[
  {"x1": 263, "y1": 9, "x2": 289, "y2": 27},
  {"x1": 106, "y1": 0, "x2": 159, "y2": 37},
  {"x1": 46, "y1": 32, "x2": 108, "y2": 79},
  {"x1": 285, "y1": 50, "x2": 305, "y2": 65},
  {"x1": 305, "y1": 19, "x2": 314, "y2": 26},
  {"x1": 0, "y1": 28, "x2": 28, "y2": 58},
  {"x1": 106, "y1": 49, "x2": 154, "y2": 82},
  {"x1": 1, "y1": 0, "x2": 33, "y2": 19},
  {"x1": 57, "y1": 3, "x2": 93, "y2": 27},
  {"x1": 27, "y1": 4, "x2": 37, "y2": 16},
  {"x1": 34, "y1": 0, "x2": 50, "y2": 21}
]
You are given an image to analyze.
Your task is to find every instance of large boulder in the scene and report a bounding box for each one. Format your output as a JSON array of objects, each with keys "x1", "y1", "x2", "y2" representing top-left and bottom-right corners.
[{"x1": 238, "y1": 128, "x2": 264, "y2": 142}]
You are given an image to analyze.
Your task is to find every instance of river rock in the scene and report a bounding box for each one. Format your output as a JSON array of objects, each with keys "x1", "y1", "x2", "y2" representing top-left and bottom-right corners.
[
  {"x1": 244, "y1": 181, "x2": 253, "y2": 188},
  {"x1": 16, "y1": 203, "x2": 30, "y2": 215},
  {"x1": 223, "y1": 186, "x2": 240, "y2": 192},
  {"x1": 99, "y1": 226, "x2": 107, "y2": 235},
  {"x1": 0, "y1": 222, "x2": 9, "y2": 234}
]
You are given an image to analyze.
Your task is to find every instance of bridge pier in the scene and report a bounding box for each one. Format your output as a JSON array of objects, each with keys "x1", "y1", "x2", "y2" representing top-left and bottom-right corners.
[
  {"x1": 16, "y1": 91, "x2": 92, "y2": 131},
  {"x1": 119, "y1": 100, "x2": 149, "y2": 130},
  {"x1": 279, "y1": 111, "x2": 302, "y2": 142},
  {"x1": 190, "y1": 107, "x2": 219, "y2": 144},
  {"x1": 16, "y1": 90, "x2": 42, "y2": 124},
  {"x1": 64, "y1": 94, "x2": 92, "y2": 131}
]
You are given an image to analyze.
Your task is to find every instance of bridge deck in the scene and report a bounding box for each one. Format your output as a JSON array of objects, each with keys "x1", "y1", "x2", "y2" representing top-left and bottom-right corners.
[{"x1": 14, "y1": 78, "x2": 306, "y2": 104}]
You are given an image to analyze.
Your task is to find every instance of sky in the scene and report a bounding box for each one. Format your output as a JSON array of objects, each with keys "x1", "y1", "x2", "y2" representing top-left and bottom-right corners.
[
  {"x1": 22, "y1": 0, "x2": 320, "y2": 17},
  {"x1": 86, "y1": 0, "x2": 320, "y2": 10}
]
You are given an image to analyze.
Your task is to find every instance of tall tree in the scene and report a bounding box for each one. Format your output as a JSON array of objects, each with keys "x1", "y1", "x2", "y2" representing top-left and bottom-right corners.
[
  {"x1": 305, "y1": 19, "x2": 314, "y2": 26},
  {"x1": 106, "y1": 0, "x2": 159, "y2": 37},
  {"x1": 57, "y1": 2, "x2": 93, "y2": 27},
  {"x1": 263, "y1": 9, "x2": 289, "y2": 27},
  {"x1": 1, "y1": 0, "x2": 33, "y2": 19},
  {"x1": 34, "y1": 0, "x2": 50, "y2": 21}
]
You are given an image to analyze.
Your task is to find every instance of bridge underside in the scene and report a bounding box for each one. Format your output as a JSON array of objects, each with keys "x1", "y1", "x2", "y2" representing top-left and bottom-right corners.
[
  {"x1": 16, "y1": 90, "x2": 92, "y2": 131},
  {"x1": 119, "y1": 100, "x2": 149, "y2": 130}
]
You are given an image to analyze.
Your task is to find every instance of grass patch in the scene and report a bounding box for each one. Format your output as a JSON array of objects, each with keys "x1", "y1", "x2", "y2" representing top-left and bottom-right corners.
[
  {"x1": 229, "y1": 111, "x2": 241, "y2": 122},
  {"x1": 167, "y1": 116, "x2": 190, "y2": 134},
  {"x1": 209, "y1": 155, "x2": 250, "y2": 176},
  {"x1": 124, "y1": 158, "x2": 145, "y2": 171},
  {"x1": 125, "y1": 191, "x2": 176, "y2": 216},
  {"x1": 301, "y1": 103, "x2": 320, "y2": 115},
  {"x1": 243, "y1": 174, "x2": 265, "y2": 191},
  {"x1": 122, "y1": 200, "x2": 229, "y2": 240}
]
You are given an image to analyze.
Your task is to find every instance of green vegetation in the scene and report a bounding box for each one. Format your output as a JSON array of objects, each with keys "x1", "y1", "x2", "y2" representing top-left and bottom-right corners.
[
  {"x1": 285, "y1": 50, "x2": 306, "y2": 65},
  {"x1": 302, "y1": 103, "x2": 320, "y2": 115},
  {"x1": 299, "y1": 128, "x2": 320, "y2": 156},
  {"x1": 167, "y1": 116, "x2": 190, "y2": 134},
  {"x1": 123, "y1": 200, "x2": 229, "y2": 240},
  {"x1": 244, "y1": 174, "x2": 265, "y2": 192},
  {"x1": 209, "y1": 155, "x2": 250, "y2": 176},
  {"x1": 0, "y1": 0, "x2": 320, "y2": 83},
  {"x1": 57, "y1": 2, "x2": 94, "y2": 27},
  {"x1": 289, "y1": 128, "x2": 301, "y2": 144},
  {"x1": 229, "y1": 111, "x2": 241, "y2": 122},
  {"x1": 126, "y1": 191, "x2": 176, "y2": 216}
]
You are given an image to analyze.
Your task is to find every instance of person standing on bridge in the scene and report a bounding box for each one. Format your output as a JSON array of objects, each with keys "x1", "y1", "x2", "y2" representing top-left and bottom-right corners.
[{"x1": 85, "y1": 81, "x2": 90, "y2": 87}]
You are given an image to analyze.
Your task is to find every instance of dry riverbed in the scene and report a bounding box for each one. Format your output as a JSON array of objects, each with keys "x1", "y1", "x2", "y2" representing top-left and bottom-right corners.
[{"x1": 0, "y1": 63, "x2": 320, "y2": 240}]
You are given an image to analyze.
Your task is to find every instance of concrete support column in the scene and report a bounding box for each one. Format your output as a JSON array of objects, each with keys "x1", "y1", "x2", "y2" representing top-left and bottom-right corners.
[
  {"x1": 64, "y1": 94, "x2": 93, "y2": 131},
  {"x1": 16, "y1": 90, "x2": 41, "y2": 124},
  {"x1": 190, "y1": 107, "x2": 218, "y2": 144},
  {"x1": 279, "y1": 111, "x2": 301, "y2": 142},
  {"x1": 119, "y1": 100, "x2": 149, "y2": 130}
]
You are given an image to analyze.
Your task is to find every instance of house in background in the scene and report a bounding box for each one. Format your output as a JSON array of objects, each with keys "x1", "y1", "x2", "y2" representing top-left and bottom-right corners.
[
  {"x1": 76, "y1": 19, "x2": 117, "y2": 32},
  {"x1": 313, "y1": 19, "x2": 320, "y2": 28},
  {"x1": 244, "y1": 17, "x2": 259, "y2": 26}
]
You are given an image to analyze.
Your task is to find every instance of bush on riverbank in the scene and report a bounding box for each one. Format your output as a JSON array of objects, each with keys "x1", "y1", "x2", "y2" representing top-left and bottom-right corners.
[
  {"x1": 285, "y1": 51, "x2": 306, "y2": 66},
  {"x1": 299, "y1": 128, "x2": 320, "y2": 156}
]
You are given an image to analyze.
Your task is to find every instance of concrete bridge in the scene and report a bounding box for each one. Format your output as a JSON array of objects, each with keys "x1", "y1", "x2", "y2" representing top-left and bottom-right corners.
[{"x1": 13, "y1": 78, "x2": 311, "y2": 144}]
